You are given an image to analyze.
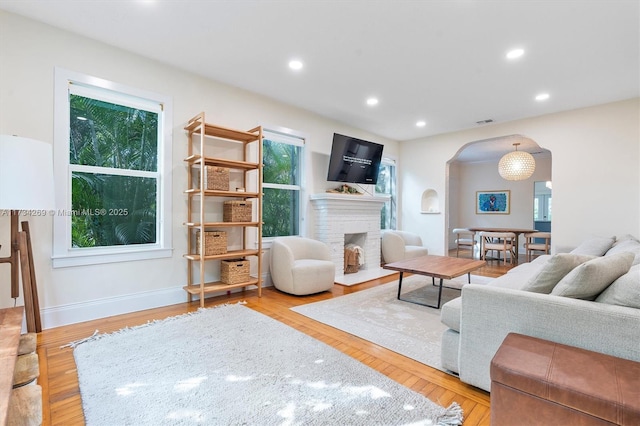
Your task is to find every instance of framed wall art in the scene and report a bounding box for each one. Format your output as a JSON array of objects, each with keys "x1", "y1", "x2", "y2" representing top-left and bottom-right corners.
[{"x1": 476, "y1": 190, "x2": 510, "y2": 214}]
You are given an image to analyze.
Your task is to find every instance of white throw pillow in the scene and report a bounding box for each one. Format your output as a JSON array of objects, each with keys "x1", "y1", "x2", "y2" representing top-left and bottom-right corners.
[
  {"x1": 605, "y1": 239, "x2": 640, "y2": 266},
  {"x1": 570, "y1": 236, "x2": 615, "y2": 256},
  {"x1": 520, "y1": 253, "x2": 595, "y2": 294},
  {"x1": 612, "y1": 234, "x2": 640, "y2": 246},
  {"x1": 551, "y1": 252, "x2": 635, "y2": 300},
  {"x1": 595, "y1": 264, "x2": 640, "y2": 308}
]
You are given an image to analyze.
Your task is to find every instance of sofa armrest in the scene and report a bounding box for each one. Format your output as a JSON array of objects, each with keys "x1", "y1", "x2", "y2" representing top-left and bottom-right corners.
[
  {"x1": 458, "y1": 284, "x2": 640, "y2": 392},
  {"x1": 381, "y1": 232, "x2": 406, "y2": 263}
]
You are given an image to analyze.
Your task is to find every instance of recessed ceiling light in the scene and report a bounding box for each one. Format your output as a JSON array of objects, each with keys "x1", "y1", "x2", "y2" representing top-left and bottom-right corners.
[
  {"x1": 288, "y1": 60, "x2": 303, "y2": 71},
  {"x1": 416, "y1": 120, "x2": 426, "y2": 127},
  {"x1": 535, "y1": 93, "x2": 550, "y2": 101},
  {"x1": 506, "y1": 48, "x2": 525, "y2": 59},
  {"x1": 366, "y1": 97, "x2": 379, "y2": 106}
]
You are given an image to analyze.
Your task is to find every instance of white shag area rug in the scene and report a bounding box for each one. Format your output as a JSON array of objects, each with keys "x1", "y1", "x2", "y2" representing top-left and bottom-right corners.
[
  {"x1": 71, "y1": 303, "x2": 463, "y2": 425},
  {"x1": 291, "y1": 274, "x2": 492, "y2": 371}
]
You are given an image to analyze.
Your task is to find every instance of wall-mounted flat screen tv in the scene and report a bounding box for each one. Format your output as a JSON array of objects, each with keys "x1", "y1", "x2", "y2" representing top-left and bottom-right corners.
[{"x1": 327, "y1": 133, "x2": 384, "y2": 185}]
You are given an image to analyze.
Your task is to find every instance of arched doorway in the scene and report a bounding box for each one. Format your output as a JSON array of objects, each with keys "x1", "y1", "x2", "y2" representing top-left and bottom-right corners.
[{"x1": 444, "y1": 135, "x2": 552, "y2": 255}]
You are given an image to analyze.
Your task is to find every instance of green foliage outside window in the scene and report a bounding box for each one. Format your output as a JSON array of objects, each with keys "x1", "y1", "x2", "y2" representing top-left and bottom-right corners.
[
  {"x1": 69, "y1": 94, "x2": 158, "y2": 247},
  {"x1": 376, "y1": 162, "x2": 396, "y2": 230},
  {"x1": 262, "y1": 138, "x2": 300, "y2": 237}
]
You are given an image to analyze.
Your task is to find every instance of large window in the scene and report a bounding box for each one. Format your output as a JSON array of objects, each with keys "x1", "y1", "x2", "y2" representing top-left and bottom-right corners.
[
  {"x1": 53, "y1": 68, "x2": 172, "y2": 267},
  {"x1": 376, "y1": 158, "x2": 397, "y2": 230},
  {"x1": 262, "y1": 130, "x2": 304, "y2": 238}
]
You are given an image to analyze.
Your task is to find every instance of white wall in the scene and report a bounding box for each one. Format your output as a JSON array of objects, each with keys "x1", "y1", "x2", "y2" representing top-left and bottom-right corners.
[
  {"x1": 399, "y1": 98, "x2": 640, "y2": 256},
  {"x1": 0, "y1": 11, "x2": 399, "y2": 327}
]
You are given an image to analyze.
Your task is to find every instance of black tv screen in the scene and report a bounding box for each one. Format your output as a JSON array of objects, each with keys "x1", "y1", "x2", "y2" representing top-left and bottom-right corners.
[{"x1": 327, "y1": 133, "x2": 384, "y2": 185}]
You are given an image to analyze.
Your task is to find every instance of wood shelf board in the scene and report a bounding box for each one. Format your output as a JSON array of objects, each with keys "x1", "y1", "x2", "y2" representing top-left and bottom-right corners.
[
  {"x1": 184, "y1": 222, "x2": 260, "y2": 227},
  {"x1": 184, "y1": 155, "x2": 260, "y2": 171},
  {"x1": 184, "y1": 189, "x2": 260, "y2": 198},
  {"x1": 183, "y1": 249, "x2": 261, "y2": 261},
  {"x1": 185, "y1": 120, "x2": 260, "y2": 143},
  {"x1": 183, "y1": 278, "x2": 260, "y2": 295}
]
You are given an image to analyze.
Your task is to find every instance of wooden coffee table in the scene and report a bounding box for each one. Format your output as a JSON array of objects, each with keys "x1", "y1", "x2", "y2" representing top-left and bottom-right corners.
[{"x1": 383, "y1": 255, "x2": 486, "y2": 309}]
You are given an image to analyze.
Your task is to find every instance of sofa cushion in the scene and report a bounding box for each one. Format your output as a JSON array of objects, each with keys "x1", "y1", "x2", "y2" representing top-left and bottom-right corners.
[
  {"x1": 595, "y1": 263, "x2": 640, "y2": 308},
  {"x1": 551, "y1": 252, "x2": 635, "y2": 300},
  {"x1": 488, "y1": 272, "x2": 533, "y2": 290},
  {"x1": 570, "y1": 236, "x2": 615, "y2": 256},
  {"x1": 505, "y1": 255, "x2": 550, "y2": 276},
  {"x1": 605, "y1": 238, "x2": 640, "y2": 266},
  {"x1": 440, "y1": 296, "x2": 462, "y2": 331},
  {"x1": 520, "y1": 253, "x2": 595, "y2": 294},
  {"x1": 404, "y1": 245, "x2": 429, "y2": 259}
]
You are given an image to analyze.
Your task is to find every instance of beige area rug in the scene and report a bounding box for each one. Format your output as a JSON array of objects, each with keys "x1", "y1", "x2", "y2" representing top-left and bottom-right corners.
[
  {"x1": 291, "y1": 274, "x2": 493, "y2": 371},
  {"x1": 71, "y1": 303, "x2": 464, "y2": 425}
]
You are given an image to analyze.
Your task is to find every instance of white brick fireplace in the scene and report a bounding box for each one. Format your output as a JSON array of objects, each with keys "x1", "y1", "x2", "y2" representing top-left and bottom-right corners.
[{"x1": 309, "y1": 193, "x2": 390, "y2": 283}]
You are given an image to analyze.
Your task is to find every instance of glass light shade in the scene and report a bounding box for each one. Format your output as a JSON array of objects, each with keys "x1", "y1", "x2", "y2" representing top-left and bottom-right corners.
[
  {"x1": 498, "y1": 149, "x2": 536, "y2": 181},
  {"x1": 0, "y1": 135, "x2": 55, "y2": 209}
]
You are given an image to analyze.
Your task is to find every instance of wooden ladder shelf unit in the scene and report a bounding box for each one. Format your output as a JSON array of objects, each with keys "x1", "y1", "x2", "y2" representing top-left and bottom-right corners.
[{"x1": 183, "y1": 112, "x2": 263, "y2": 307}]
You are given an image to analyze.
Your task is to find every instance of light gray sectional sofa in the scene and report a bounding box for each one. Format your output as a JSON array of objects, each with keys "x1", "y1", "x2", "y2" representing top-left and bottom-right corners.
[{"x1": 440, "y1": 234, "x2": 640, "y2": 392}]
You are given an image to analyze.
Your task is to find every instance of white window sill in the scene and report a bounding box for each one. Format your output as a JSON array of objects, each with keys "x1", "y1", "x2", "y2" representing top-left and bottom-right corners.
[{"x1": 52, "y1": 247, "x2": 173, "y2": 268}]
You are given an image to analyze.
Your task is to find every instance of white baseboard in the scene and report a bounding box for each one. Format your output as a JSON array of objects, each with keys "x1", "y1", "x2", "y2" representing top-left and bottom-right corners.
[
  {"x1": 42, "y1": 274, "x2": 273, "y2": 330},
  {"x1": 41, "y1": 286, "x2": 187, "y2": 330}
]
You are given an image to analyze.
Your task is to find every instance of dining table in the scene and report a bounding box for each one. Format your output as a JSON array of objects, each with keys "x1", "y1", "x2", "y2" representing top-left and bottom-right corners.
[{"x1": 467, "y1": 227, "x2": 538, "y2": 260}]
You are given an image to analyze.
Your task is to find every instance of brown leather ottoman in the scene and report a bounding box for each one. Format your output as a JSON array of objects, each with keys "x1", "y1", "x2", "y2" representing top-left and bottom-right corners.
[{"x1": 490, "y1": 333, "x2": 640, "y2": 425}]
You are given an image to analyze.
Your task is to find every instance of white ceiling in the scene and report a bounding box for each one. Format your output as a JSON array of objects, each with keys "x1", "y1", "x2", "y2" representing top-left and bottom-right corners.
[{"x1": 1, "y1": 0, "x2": 638, "y2": 149}]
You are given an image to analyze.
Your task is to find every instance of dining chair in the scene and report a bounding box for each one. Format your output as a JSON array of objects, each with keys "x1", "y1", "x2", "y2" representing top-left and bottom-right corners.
[
  {"x1": 452, "y1": 228, "x2": 477, "y2": 258},
  {"x1": 524, "y1": 232, "x2": 551, "y2": 262},
  {"x1": 479, "y1": 231, "x2": 517, "y2": 264}
]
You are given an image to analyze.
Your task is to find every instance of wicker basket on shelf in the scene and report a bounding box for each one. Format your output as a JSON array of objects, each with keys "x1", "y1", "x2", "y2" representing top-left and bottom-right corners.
[
  {"x1": 221, "y1": 259, "x2": 250, "y2": 284},
  {"x1": 223, "y1": 200, "x2": 252, "y2": 222},
  {"x1": 195, "y1": 230, "x2": 227, "y2": 255},
  {"x1": 198, "y1": 166, "x2": 229, "y2": 191}
]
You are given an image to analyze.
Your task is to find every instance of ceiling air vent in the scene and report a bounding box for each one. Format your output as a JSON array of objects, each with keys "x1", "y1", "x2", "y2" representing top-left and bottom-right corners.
[{"x1": 476, "y1": 119, "x2": 494, "y2": 125}]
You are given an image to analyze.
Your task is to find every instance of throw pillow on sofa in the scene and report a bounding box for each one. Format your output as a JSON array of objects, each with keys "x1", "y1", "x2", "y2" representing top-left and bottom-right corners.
[
  {"x1": 611, "y1": 234, "x2": 640, "y2": 245},
  {"x1": 569, "y1": 236, "x2": 615, "y2": 256},
  {"x1": 520, "y1": 253, "x2": 595, "y2": 294},
  {"x1": 551, "y1": 252, "x2": 635, "y2": 300},
  {"x1": 605, "y1": 238, "x2": 640, "y2": 266},
  {"x1": 595, "y1": 264, "x2": 640, "y2": 308}
]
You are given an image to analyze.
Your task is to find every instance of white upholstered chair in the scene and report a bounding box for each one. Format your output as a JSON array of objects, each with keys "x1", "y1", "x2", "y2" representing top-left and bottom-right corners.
[
  {"x1": 270, "y1": 236, "x2": 335, "y2": 295},
  {"x1": 524, "y1": 232, "x2": 551, "y2": 262},
  {"x1": 479, "y1": 231, "x2": 517, "y2": 264},
  {"x1": 452, "y1": 228, "x2": 477, "y2": 258},
  {"x1": 381, "y1": 230, "x2": 429, "y2": 264}
]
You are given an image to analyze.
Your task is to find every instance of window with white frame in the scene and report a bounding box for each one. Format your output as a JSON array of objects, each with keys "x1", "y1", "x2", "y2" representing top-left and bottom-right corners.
[
  {"x1": 376, "y1": 158, "x2": 397, "y2": 230},
  {"x1": 262, "y1": 130, "x2": 304, "y2": 238},
  {"x1": 52, "y1": 68, "x2": 172, "y2": 267}
]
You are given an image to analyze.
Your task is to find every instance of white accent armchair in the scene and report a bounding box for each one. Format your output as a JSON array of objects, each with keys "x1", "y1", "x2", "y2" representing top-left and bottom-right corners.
[
  {"x1": 381, "y1": 230, "x2": 429, "y2": 264},
  {"x1": 270, "y1": 236, "x2": 335, "y2": 295}
]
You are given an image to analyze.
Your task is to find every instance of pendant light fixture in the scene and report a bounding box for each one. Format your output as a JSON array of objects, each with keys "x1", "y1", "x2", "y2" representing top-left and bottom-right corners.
[{"x1": 498, "y1": 142, "x2": 536, "y2": 181}]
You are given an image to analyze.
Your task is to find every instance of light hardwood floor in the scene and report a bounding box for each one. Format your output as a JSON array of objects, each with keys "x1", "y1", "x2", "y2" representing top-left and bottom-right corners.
[{"x1": 36, "y1": 253, "x2": 518, "y2": 425}]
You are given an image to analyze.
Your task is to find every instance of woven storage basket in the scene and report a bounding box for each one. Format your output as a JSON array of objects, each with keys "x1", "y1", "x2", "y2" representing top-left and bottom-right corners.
[
  {"x1": 195, "y1": 230, "x2": 227, "y2": 255},
  {"x1": 344, "y1": 246, "x2": 360, "y2": 274},
  {"x1": 223, "y1": 200, "x2": 252, "y2": 222},
  {"x1": 221, "y1": 258, "x2": 250, "y2": 284},
  {"x1": 198, "y1": 166, "x2": 229, "y2": 190}
]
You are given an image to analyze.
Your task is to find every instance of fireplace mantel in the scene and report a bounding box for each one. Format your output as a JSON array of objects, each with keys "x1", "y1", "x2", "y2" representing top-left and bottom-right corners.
[{"x1": 309, "y1": 193, "x2": 390, "y2": 208}]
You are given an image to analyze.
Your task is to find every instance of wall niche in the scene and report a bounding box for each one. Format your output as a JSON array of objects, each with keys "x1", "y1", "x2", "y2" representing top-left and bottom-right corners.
[{"x1": 421, "y1": 189, "x2": 440, "y2": 214}]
